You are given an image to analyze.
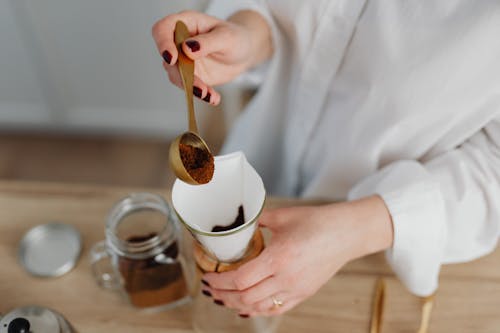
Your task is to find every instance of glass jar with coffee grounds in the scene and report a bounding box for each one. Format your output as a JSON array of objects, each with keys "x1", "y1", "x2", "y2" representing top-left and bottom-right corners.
[{"x1": 90, "y1": 193, "x2": 192, "y2": 310}]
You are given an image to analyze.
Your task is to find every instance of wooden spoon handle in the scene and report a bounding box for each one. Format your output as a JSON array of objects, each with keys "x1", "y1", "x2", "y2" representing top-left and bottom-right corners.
[
  {"x1": 174, "y1": 21, "x2": 198, "y2": 134},
  {"x1": 417, "y1": 295, "x2": 434, "y2": 333},
  {"x1": 370, "y1": 278, "x2": 386, "y2": 333}
]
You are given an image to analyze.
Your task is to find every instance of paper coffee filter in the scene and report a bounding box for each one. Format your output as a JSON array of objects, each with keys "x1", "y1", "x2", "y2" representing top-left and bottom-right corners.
[{"x1": 172, "y1": 151, "x2": 265, "y2": 262}]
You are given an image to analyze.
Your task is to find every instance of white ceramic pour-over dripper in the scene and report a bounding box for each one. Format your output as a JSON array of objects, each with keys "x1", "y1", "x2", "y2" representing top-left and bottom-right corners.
[{"x1": 172, "y1": 152, "x2": 266, "y2": 262}]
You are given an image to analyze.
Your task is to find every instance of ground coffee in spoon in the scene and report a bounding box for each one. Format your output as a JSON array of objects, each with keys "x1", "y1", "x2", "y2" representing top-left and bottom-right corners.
[{"x1": 179, "y1": 143, "x2": 214, "y2": 184}]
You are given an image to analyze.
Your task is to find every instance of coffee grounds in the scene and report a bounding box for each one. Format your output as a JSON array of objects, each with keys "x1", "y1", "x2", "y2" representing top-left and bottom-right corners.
[
  {"x1": 118, "y1": 234, "x2": 187, "y2": 308},
  {"x1": 211, "y1": 205, "x2": 245, "y2": 232},
  {"x1": 127, "y1": 232, "x2": 157, "y2": 243},
  {"x1": 179, "y1": 143, "x2": 214, "y2": 184}
]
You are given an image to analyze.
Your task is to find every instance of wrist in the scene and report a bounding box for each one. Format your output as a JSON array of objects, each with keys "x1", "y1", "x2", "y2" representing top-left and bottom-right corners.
[
  {"x1": 228, "y1": 10, "x2": 274, "y2": 69},
  {"x1": 347, "y1": 195, "x2": 394, "y2": 260},
  {"x1": 315, "y1": 195, "x2": 393, "y2": 265},
  {"x1": 324, "y1": 195, "x2": 393, "y2": 262}
]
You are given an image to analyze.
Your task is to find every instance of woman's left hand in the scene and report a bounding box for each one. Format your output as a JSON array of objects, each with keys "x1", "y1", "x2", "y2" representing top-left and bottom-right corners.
[{"x1": 201, "y1": 195, "x2": 393, "y2": 317}]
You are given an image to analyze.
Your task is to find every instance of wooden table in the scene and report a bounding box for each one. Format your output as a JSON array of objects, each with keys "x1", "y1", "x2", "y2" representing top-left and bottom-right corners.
[{"x1": 0, "y1": 181, "x2": 499, "y2": 332}]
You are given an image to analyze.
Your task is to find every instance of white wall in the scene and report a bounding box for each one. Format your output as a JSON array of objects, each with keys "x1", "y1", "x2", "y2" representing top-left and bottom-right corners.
[{"x1": 0, "y1": 0, "x2": 209, "y2": 137}]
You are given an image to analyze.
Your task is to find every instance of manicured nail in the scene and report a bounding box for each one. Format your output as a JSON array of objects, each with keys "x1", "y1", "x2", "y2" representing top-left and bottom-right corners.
[
  {"x1": 201, "y1": 279, "x2": 210, "y2": 287},
  {"x1": 162, "y1": 50, "x2": 172, "y2": 64},
  {"x1": 214, "y1": 299, "x2": 224, "y2": 306},
  {"x1": 186, "y1": 40, "x2": 200, "y2": 52},
  {"x1": 193, "y1": 86, "x2": 202, "y2": 98},
  {"x1": 202, "y1": 92, "x2": 211, "y2": 103},
  {"x1": 239, "y1": 314, "x2": 250, "y2": 318},
  {"x1": 202, "y1": 290, "x2": 212, "y2": 297}
]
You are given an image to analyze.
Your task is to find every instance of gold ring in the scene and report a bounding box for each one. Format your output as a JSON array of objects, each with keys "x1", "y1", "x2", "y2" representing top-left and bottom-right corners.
[{"x1": 271, "y1": 296, "x2": 284, "y2": 308}]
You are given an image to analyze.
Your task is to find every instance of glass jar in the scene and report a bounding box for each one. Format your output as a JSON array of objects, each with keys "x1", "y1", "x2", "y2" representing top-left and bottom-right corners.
[{"x1": 90, "y1": 192, "x2": 192, "y2": 311}]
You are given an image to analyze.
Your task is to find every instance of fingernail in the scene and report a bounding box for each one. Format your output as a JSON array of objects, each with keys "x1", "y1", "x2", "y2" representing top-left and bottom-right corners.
[
  {"x1": 239, "y1": 314, "x2": 250, "y2": 318},
  {"x1": 202, "y1": 92, "x2": 211, "y2": 103},
  {"x1": 193, "y1": 86, "x2": 202, "y2": 98},
  {"x1": 186, "y1": 40, "x2": 200, "y2": 52},
  {"x1": 201, "y1": 279, "x2": 210, "y2": 287},
  {"x1": 162, "y1": 50, "x2": 172, "y2": 64},
  {"x1": 202, "y1": 290, "x2": 212, "y2": 297},
  {"x1": 214, "y1": 299, "x2": 224, "y2": 306}
]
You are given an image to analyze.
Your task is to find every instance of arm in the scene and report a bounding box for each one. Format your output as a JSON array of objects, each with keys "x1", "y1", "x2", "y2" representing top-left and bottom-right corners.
[
  {"x1": 200, "y1": 117, "x2": 500, "y2": 315},
  {"x1": 350, "y1": 116, "x2": 500, "y2": 296},
  {"x1": 201, "y1": 195, "x2": 393, "y2": 316}
]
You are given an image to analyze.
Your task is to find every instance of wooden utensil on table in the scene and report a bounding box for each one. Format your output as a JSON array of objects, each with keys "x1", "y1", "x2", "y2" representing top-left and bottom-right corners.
[
  {"x1": 369, "y1": 279, "x2": 435, "y2": 333},
  {"x1": 370, "y1": 278, "x2": 385, "y2": 333},
  {"x1": 416, "y1": 295, "x2": 434, "y2": 333}
]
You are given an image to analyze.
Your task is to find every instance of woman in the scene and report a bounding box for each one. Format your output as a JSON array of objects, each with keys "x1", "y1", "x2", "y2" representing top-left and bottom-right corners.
[{"x1": 152, "y1": 1, "x2": 500, "y2": 317}]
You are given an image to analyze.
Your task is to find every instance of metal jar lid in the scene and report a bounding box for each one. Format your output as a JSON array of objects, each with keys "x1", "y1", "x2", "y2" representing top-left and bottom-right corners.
[
  {"x1": 18, "y1": 223, "x2": 82, "y2": 277},
  {"x1": 0, "y1": 306, "x2": 75, "y2": 333}
]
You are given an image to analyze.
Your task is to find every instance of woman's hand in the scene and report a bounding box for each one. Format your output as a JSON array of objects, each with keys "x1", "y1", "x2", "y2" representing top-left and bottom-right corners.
[
  {"x1": 152, "y1": 10, "x2": 273, "y2": 105},
  {"x1": 201, "y1": 195, "x2": 393, "y2": 317}
]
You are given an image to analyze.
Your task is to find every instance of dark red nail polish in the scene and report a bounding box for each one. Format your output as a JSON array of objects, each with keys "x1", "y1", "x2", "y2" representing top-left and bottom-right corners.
[
  {"x1": 202, "y1": 290, "x2": 212, "y2": 297},
  {"x1": 162, "y1": 50, "x2": 172, "y2": 64},
  {"x1": 193, "y1": 86, "x2": 202, "y2": 98},
  {"x1": 201, "y1": 279, "x2": 210, "y2": 287},
  {"x1": 203, "y1": 92, "x2": 211, "y2": 103},
  {"x1": 186, "y1": 40, "x2": 200, "y2": 52},
  {"x1": 214, "y1": 299, "x2": 224, "y2": 306},
  {"x1": 239, "y1": 314, "x2": 250, "y2": 318}
]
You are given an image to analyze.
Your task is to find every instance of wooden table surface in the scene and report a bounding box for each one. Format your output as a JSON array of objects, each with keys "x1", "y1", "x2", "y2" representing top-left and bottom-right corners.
[{"x1": 0, "y1": 181, "x2": 499, "y2": 332}]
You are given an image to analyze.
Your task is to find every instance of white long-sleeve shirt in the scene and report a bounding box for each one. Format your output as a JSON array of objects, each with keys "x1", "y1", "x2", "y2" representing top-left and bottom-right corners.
[{"x1": 207, "y1": 0, "x2": 500, "y2": 296}]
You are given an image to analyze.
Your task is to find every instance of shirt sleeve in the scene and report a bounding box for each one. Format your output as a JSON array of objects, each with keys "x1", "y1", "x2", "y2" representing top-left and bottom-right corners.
[
  {"x1": 348, "y1": 116, "x2": 500, "y2": 296},
  {"x1": 205, "y1": 0, "x2": 278, "y2": 87}
]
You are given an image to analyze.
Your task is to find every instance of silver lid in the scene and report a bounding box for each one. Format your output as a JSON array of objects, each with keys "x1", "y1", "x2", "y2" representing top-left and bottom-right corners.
[
  {"x1": 18, "y1": 223, "x2": 82, "y2": 277},
  {"x1": 0, "y1": 306, "x2": 75, "y2": 333}
]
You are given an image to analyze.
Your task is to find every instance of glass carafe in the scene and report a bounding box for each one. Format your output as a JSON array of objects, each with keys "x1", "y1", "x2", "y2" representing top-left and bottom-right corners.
[
  {"x1": 172, "y1": 152, "x2": 281, "y2": 333},
  {"x1": 190, "y1": 229, "x2": 281, "y2": 333}
]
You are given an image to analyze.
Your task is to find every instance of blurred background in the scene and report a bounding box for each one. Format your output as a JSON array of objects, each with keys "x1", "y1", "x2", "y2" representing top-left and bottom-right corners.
[{"x1": 0, "y1": 0, "x2": 248, "y2": 188}]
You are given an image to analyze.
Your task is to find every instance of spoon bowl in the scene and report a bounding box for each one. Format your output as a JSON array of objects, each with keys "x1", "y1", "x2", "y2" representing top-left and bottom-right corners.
[
  {"x1": 169, "y1": 21, "x2": 214, "y2": 185},
  {"x1": 169, "y1": 132, "x2": 212, "y2": 185}
]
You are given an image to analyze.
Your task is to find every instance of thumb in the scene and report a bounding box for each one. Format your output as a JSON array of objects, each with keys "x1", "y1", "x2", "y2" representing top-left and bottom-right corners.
[
  {"x1": 182, "y1": 25, "x2": 234, "y2": 60},
  {"x1": 258, "y1": 208, "x2": 287, "y2": 230}
]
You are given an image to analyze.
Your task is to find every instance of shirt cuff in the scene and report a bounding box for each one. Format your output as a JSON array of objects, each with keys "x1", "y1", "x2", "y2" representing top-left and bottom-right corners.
[{"x1": 348, "y1": 160, "x2": 447, "y2": 296}]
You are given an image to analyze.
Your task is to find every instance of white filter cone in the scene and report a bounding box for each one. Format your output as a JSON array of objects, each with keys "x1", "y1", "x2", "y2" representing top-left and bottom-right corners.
[{"x1": 172, "y1": 152, "x2": 266, "y2": 262}]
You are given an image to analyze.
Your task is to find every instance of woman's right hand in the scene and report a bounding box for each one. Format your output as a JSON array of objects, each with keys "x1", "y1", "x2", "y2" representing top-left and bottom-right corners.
[{"x1": 152, "y1": 10, "x2": 273, "y2": 105}]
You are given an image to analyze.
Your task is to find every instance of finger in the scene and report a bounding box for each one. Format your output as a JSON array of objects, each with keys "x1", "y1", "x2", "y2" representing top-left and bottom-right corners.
[
  {"x1": 203, "y1": 276, "x2": 281, "y2": 311},
  {"x1": 181, "y1": 25, "x2": 234, "y2": 61},
  {"x1": 194, "y1": 83, "x2": 221, "y2": 105},
  {"x1": 258, "y1": 206, "x2": 312, "y2": 229},
  {"x1": 202, "y1": 85, "x2": 221, "y2": 106},
  {"x1": 163, "y1": 62, "x2": 220, "y2": 103},
  {"x1": 164, "y1": 63, "x2": 206, "y2": 97},
  {"x1": 257, "y1": 209, "x2": 285, "y2": 229},
  {"x1": 152, "y1": 10, "x2": 219, "y2": 66},
  {"x1": 163, "y1": 62, "x2": 182, "y2": 88},
  {"x1": 250, "y1": 292, "x2": 289, "y2": 313},
  {"x1": 256, "y1": 296, "x2": 301, "y2": 317},
  {"x1": 203, "y1": 248, "x2": 275, "y2": 291}
]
